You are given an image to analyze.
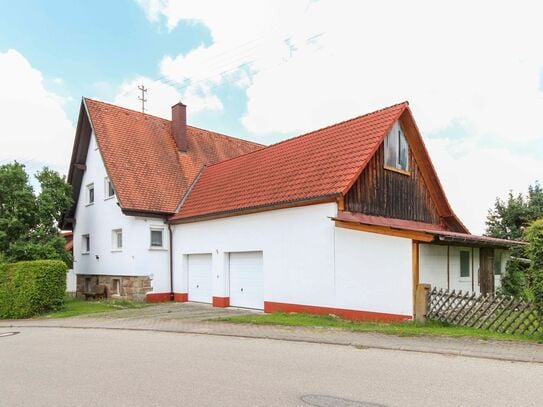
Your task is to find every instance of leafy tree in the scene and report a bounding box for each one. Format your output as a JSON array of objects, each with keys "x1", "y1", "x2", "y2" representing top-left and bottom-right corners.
[
  {"x1": 485, "y1": 182, "x2": 543, "y2": 296},
  {"x1": 0, "y1": 162, "x2": 72, "y2": 264},
  {"x1": 524, "y1": 220, "x2": 543, "y2": 323}
]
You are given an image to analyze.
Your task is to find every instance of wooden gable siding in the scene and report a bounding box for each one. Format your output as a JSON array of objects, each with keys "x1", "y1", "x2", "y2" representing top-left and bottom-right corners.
[{"x1": 344, "y1": 143, "x2": 441, "y2": 224}]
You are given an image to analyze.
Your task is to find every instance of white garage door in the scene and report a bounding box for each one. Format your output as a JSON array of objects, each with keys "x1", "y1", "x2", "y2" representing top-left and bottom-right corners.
[
  {"x1": 188, "y1": 254, "x2": 212, "y2": 303},
  {"x1": 229, "y1": 251, "x2": 263, "y2": 309}
]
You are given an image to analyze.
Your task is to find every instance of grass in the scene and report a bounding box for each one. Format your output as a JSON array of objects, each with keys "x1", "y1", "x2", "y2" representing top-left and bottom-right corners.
[
  {"x1": 42, "y1": 297, "x2": 149, "y2": 319},
  {"x1": 219, "y1": 312, "x2": 543, "y2": 343}
]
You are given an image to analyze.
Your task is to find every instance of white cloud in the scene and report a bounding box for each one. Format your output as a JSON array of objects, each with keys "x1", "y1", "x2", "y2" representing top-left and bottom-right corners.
[
  {"x1": 137, "y1": 0, "x2": 543, "y2": 233},
  {"x1": 0, "y1": 49, "x2": 74, "y2": 171},
  {"x1": 113, "y1": 76, "x2": 223, "y2": 119}
]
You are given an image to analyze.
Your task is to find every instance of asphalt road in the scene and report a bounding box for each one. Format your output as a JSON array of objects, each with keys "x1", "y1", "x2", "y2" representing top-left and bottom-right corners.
[{"x1": 1, "y1": 327, "x2": 542, "y2": 407}]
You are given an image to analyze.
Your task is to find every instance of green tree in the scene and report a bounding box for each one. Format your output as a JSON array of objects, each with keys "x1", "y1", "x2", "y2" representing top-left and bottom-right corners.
[
  {"x1": 0, "y1": 162, "x2": 72, "y2": 264},
  {"x1": 485, "y1": 182, "x2": 543, "y2": 296},
  {"x1": 524, "y1": 219, "x2": 543, "y2": 324}
]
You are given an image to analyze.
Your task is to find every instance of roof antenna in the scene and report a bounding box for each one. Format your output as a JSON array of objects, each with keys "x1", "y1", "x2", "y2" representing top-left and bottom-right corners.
[{"x1": 138, "y1": 84, "x2": 147, "y2": 113}]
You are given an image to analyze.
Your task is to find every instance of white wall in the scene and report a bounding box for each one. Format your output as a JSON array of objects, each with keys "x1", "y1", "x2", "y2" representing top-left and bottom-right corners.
[
  {"x1": 419, "y1": 244, "x2": 481, "y2": 294},
  {"x1": 66, "y1": 268, "x2": 77, "y2": 294},
  {"x1": 173, "y1": 203, "x2": 414, "y2": 317},
  {"x1": 73, "y1": 132, "x2": 170, "y2": 293},
  {"x1": 334, "y1": 227, "x2": 413, "y2": 316}
]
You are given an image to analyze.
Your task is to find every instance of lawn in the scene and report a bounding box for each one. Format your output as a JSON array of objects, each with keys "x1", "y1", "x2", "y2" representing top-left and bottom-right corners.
[
  {"x1": 42, "y1": 297, "x2": 149, "y2": 319},
  {"x1": 220, "y1": 312, "x2": 543, "y2": 343}
]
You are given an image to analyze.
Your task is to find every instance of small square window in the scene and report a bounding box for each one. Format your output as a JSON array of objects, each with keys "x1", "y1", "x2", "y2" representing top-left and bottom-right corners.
[
  {"x1": 460, "y1": 250, "x2": 470, "y2": 278},
  {"x1": 494, "y1": 250, "x2": 502, "y2": 276},
  {"x1": 82, "y1": 234, "x2": 90, "y2": 254},
  {"x1": 112, "y1": 229, "x2": 122, "y2": 251},
  {"x1": 86, "y1": 183, "x2": 95, "y2": 205},
  {"x1": 150, "y1": 228, "x2": 164, "y2": 248},
  {"x1": 105, "y1": 177, "x2": 115, "y2": 198}
]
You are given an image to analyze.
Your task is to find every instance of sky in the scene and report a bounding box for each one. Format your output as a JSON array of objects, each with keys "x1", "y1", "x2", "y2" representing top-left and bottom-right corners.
[{"x1": 1, "y1": 0, "x2": 543, "y2": 234}]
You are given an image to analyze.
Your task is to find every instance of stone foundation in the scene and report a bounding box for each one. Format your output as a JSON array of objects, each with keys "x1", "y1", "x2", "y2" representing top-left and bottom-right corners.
[{"x1": 76, "y1": 275, "x2": 153, "y2": 302}]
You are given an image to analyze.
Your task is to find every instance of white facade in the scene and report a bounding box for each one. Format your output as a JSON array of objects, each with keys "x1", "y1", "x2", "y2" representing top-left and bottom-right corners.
[
  {"x1": 73, "y1": 133, "x2": 170, "y2": 293},
  {"x1": 172, "y1": 203, "x2": 414, "y2": 317},
  {"x1": 419, "y1": 244, "x2": 505, "y2": 294}
]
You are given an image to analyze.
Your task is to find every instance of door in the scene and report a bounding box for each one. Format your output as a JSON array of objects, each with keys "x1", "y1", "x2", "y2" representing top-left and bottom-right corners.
[
  {"x1": 479, "y1": 247, "x2": 495, "y2": 295},
  {"x1": 229, "y1": 251, "x2": 263, "y2": 309},
  {"x1": 187, "y1": 254, "x2": 212, "y2": 303}
]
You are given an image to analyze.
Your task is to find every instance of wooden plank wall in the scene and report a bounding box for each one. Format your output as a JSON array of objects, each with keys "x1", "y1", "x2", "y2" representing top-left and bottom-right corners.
[{"x1": 345, "y1": 143, "x2": 441, "y2": 224}]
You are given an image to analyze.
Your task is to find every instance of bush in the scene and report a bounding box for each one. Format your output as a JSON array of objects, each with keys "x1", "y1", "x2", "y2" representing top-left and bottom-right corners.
[{"x1": 0, "y1": 260, "x2": 67, "y2": 318}]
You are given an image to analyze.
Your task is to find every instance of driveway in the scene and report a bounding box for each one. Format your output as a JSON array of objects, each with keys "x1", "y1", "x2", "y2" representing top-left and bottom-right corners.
[{"x1": 1, "y1": 326, "x2": 542, "y2": 407}]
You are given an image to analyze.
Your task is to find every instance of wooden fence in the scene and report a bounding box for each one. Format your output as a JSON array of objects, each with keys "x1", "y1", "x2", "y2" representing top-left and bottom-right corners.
[{"x1": 427, "y1": 287, "x2": 543, "y2": 337}]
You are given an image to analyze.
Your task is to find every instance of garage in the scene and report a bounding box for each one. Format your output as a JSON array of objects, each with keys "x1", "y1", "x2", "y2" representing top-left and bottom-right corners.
[
  {"x1": 229, "y1": 251, "x2": 263, "y2": 309},
  {"x1": 187, "y1": 254, "x2": 212, "y2": 303}
]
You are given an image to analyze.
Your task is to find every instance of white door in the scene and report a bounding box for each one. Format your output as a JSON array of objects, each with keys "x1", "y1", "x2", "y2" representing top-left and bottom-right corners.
[
  {"x1": 187, "y1": 254, "x2": 212, "y2": 303},
  {"x1": 229, "y1": 251, "x2": 263, "y2": 309}
]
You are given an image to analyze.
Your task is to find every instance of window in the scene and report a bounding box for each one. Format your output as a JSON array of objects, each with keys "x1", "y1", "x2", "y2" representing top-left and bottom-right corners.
[
  {"x1": 105, "y1": 177, "x2": 115, "y2": 199},
  {"x1": 384, "y1": 122, "x2": 409, "y2": 172},
  {"x1": 112, "y1": 279, "x2": 121, "y2": 296},
  {"x1": 112, "y1": 229, "x2": 122, "y2": 251},
  {"x1": 86, "y1": 183, "x2": 95, "y2": 205},
  {"x1": 494, "y1": 250, "x2": 502, "y2": 275},
  {"x1": 150, "y1": 228, "x2": 164, "y2": 248},
  {"x1": 460, "y1": 250, "x2": 470, "y2": 278},
  {"x1": 82, "y1": 234, "x2": 90, "y2": 254}
]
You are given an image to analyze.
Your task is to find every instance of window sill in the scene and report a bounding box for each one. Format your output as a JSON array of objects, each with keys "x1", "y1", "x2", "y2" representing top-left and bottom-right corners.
[
  {"x1": 85, "y1": 202, "x2": 94, "y2": 207},
  {"x1": 459, "y1": 277, "x2": 471, "y2": 282},
  {"x1": 104, "y1": 196, "x2": 115, "y2": 201},
  {"x1": 149, "y1": 247, "x2": 167, "y2": 251},
  {"x1": 383, "y1": 165, "x2": 410, "y2": 176},
  {"x1": 111, "y1": 249, "x2": 122, "y2": 253},
  {"x1": 81, "y1": 252, "x2": 90, "y2": 256}
]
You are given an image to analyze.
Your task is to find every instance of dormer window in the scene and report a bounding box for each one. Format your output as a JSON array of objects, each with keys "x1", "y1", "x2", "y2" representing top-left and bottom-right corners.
[{"x1": 384, "y1": 122, "x2": 409, "y2": 173}]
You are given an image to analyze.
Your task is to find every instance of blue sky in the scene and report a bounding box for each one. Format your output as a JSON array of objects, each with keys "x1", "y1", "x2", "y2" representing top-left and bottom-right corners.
[{"x1": 1, "y1": 0, "x2": 543, "y2": 233}]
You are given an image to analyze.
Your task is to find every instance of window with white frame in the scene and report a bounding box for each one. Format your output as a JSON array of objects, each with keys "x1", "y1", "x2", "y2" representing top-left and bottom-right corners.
[
  {"x1": 384, "y1": 121, "x2": 409, "y2": 172},
  {"x1": 86, "y1": 183, "x2": 95, "y2": 205},
  {"x1": 150, "y1": 227, "x2": 164, "y2": 248},
  {"x1": 460, "y1": 250, "x2": 470, "y2": 278},
  {"x1": 104, "y1": 177, "x2": 115, "y2": 199},
  {"x1": 82, "y1": 234, "x2": 90, "y2": 254},
  {"x1": 112, "y1": 229, "x2": 122, "y2": 251}
]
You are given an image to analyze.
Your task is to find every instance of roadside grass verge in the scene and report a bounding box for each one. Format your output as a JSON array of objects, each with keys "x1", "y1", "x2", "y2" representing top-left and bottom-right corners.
[
  {"x1": 218, "y1": 312, "x2": 543, "y2": 343},
  {"x1": 41, "y1": 297, "x2": 150, "y2": 319}
]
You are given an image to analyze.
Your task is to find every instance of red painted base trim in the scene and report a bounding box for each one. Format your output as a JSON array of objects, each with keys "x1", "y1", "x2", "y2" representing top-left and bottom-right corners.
[
  {"x1": 146, "y1": 292, "x2": 171, "y2": 303},
  {"x1": 213, "y1": 296, "x2": 230, "y2": 307},
  {"x1": 174, "y1": 292, "x2": 188, "y2": 302},
  {"x1": 264, "y1": 301, "x2": 411, "y2": 322}
]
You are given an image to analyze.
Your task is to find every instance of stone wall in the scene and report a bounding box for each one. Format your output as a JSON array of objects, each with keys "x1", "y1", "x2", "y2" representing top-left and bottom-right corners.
[{"x1": 76, "y1": 275, "x2": 153, "y2": 302}]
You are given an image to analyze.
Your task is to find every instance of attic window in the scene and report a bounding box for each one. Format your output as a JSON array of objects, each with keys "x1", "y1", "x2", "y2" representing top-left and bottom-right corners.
[
  {"x1": 384, "y1": 122, "x2": 409, "y2": 173},
  {"x1": 105, "y1": 177, "x2": 115, "y2": 199}
]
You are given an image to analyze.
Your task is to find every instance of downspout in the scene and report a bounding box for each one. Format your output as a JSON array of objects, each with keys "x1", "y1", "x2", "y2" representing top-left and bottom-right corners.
[{"x1": 169, "y1": 223, "x2": 174, "y2": 301}]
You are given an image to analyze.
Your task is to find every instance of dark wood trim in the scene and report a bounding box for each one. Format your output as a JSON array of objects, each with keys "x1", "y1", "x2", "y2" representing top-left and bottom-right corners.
[
  {"x1": 170, "y1": 195, "x2": 339, "y2": 224},
  {"x1": 73, "y1": 163, "x2": 86, "y2": 171},
  {"x1": 471, "y1": 247, "x2": 475, "y2": 292},
  {"x1": 335, "y1": 220, "x2": 435, "y2": 242},
  {"x1": 447, "y1": 245, "x2": 450, "y2": 290},
  {"x1": 383, "y1": 165, "x2": 411, "y2": 176}
]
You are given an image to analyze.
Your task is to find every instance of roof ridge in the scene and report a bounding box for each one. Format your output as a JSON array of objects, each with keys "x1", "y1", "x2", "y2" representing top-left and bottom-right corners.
[
  {"x1": 187, "y1": 124, "x2": 264, "y2": 147},
  {"x1": 84, "y1": 97, "x2": 263, "y2": 148},
  {"x1": 204, "y1": 101, "x2": 409, "y2": 170}
]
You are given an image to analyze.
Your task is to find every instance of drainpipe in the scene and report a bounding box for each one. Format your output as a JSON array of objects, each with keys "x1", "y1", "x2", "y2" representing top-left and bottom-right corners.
[{"x1": 168, "y1": 223, "x2": 174, "y2": 301}]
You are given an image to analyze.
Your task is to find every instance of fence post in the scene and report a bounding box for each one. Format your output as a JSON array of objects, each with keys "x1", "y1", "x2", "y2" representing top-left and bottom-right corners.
[{"x1": 415, "y1": 283, "x2": 431, "y2": 323}]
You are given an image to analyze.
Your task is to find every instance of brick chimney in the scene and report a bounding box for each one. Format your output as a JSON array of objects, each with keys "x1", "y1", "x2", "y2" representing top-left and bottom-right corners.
[{"x1": 172, "y1": 102, "x2": 187, "y2": 151}]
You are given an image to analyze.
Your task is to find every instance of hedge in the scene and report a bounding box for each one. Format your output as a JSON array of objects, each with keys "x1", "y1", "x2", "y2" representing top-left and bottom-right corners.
[{"x1": 0, "y1": 260, "x2": 67, "y2": 318}]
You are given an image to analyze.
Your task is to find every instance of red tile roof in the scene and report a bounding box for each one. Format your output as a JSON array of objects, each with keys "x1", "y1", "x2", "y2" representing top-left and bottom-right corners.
[
  {"x1": 334, "y1": 212, "x2": 524, "y2": 247},
  {"x1": 84, "y1": 98, "x2": 263, "y2": 214},
  {"x1": 171, "y1": 102, "x2": 408, "y2": 221}
]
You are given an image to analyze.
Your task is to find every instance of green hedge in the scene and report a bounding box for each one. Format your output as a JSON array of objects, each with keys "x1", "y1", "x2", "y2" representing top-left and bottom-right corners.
[{"x1": 0, "y1": 260, "x2": 67, "y2": 318}]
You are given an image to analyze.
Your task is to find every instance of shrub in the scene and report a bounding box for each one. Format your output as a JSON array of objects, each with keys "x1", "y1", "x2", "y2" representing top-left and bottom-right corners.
[{"x1": 0, "y1": 260, "x2": 67, "y2": 318}]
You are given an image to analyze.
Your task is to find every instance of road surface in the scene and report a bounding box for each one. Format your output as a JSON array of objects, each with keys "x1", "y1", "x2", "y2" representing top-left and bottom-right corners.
[{"x1": 0, "y1": 327, "x2": 541, "y2": 406}]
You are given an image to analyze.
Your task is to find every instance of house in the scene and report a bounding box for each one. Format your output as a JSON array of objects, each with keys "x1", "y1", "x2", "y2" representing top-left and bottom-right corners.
[{"x1": 64, "y1": 98, "x2": 520, "y2": 320}]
